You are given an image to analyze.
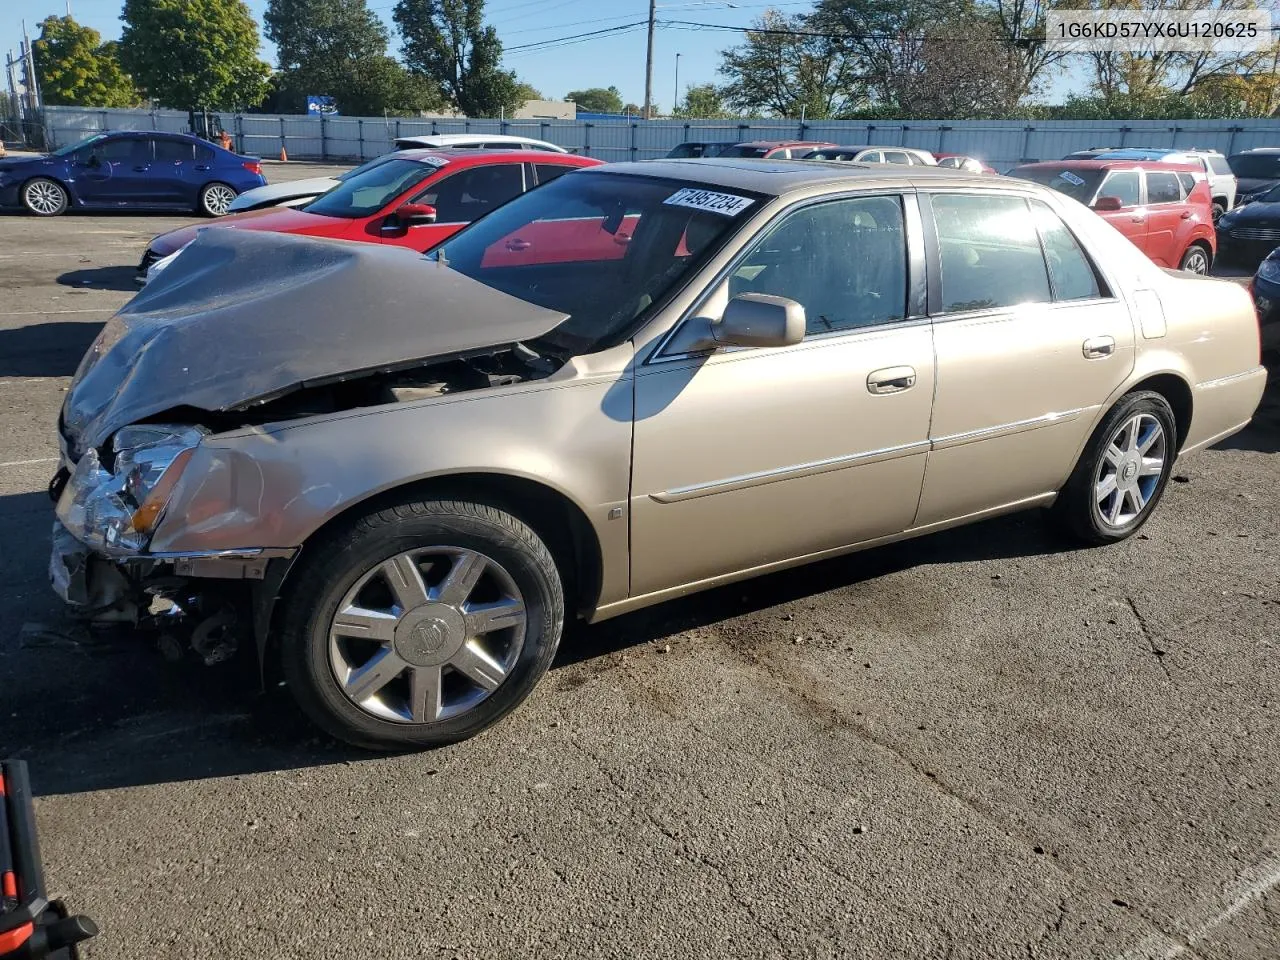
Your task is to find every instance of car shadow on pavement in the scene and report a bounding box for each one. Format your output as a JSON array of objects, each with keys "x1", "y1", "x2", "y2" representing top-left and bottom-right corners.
[
  {"x1": 0, "y1": 321, "x2": 104, "y2": 377},
  {"x1": 0, "y1": 489, "x2": 1067, "y2": 797},
  {"x1": 56, "y1": 266, "x2": 140, "y2": 293},
  {"x1": 1211, "y1": 361, "x2": 1279, "y2": 454},
  {"x1": 556, "y1": 508, "x2": 1071, "y2": 671}
]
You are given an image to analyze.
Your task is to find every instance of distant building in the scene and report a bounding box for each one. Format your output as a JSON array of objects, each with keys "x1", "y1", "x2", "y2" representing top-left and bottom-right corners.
[{"x1": 513, "y1": 99, "x2": 575, "y2": 120}]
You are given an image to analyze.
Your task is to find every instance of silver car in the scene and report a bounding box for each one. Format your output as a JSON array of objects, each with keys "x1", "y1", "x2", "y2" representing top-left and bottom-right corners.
[{"x1": 50, "y1": 160, "x2": 1267, "y2": 749}]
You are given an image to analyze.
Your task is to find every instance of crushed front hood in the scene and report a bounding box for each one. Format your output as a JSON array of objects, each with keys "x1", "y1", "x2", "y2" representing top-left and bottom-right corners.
[{"x1": 62, "y1": 229, "x2": 568, "y2": 452}]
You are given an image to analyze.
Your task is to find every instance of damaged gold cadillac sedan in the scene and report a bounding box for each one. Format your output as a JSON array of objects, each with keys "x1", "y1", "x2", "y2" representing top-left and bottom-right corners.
[{"x1": 49, "y1": 160, "x2": 1267, "y2": 749}]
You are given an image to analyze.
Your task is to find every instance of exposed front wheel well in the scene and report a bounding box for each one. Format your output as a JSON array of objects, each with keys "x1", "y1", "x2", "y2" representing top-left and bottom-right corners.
[
  {"x1": 1129, "y1": 373, "x2": 1193, "y2": 451},
  {"x1": 274, "y1": 473, "x2": 603, "y2": 624}
]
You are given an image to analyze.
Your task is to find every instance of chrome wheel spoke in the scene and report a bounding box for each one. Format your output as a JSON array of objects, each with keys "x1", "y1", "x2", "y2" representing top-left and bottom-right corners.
[
  {"x1": 465, "y1": 598, "x2": 526, "y2": 636},
  {"x1": 1096, "y1": 473, "x2": 1118, "y2": 502},
  {"x1": 408, "y1": 665, "x2": 444, "y2": 722},
  {"x1": 383, "y1": 554, "x2": 429, "y2": 610},
  {"x1": 450, "y1": 641, "x2": 505, "y2": 691},
  {"x1": 1104, "y1": 443, "x2": 1125, "y2": 467},
  {"x1": 434, "y1": 551, "x2": 486, "y2": 606},
  {"x1": 1139, "y1": 455, "x2": 1164, "y2": 477},
  {"x1": 332, "y1": 604, "x2": 398, "y2": 643},
  {"x1": 1107, "y1": 490, "x2": 1125, "y2": 524},
  {"x1": 345, "y1": 647, "x2": 406, "y2": 701}
]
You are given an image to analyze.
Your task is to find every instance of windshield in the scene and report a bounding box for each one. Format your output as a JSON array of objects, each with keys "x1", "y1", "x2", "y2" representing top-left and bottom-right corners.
[
  {"x1": 1257, "y1": 183, "x2": 1280, "y2": 203},
  {"x1": 718, "y1": 144, "x2": 770, "y2": 158},
  {"x1": 428, "y1": 172, "x2": 763, "y2": 355},
  {"x1": 1229, "y1": 154, "x2": 1280, "y2": 179},
  {"x1": 51, "y1": 134, "x2": 105, "y2": 157},
  {"x1": 1009, "y1": 166, "x2": 1103, "y2": 204},
  {"x1": 305, "y1": 158, "x2": 434, "y2": 218},
  {"x1": 335, "y1": 152, "x2": 404, "y2": 182}
]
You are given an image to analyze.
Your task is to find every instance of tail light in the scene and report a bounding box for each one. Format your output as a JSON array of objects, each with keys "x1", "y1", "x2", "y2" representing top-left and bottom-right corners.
[{"x1": 242, "y1": 160, "x2": 262, "y2": 175}]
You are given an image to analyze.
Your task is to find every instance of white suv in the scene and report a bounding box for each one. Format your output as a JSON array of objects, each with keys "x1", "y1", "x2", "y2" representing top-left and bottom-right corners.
[{"x1": 1095, "y1": 148, "x2": 1236, "y2": 219}]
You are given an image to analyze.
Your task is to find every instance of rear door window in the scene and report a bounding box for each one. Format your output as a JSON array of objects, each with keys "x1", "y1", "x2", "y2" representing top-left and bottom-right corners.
[
  {"x1": 1146, "y1": 171, "x2": 1182, "y2": 204},
  {"x1": 1206, "y1": 155, "x2": 1231, "y2": 175},
  {"x1": 931, "y1": 193, "x2": 1052, "y2": 313},
  {"x1": 534, "y1": 163, "x2": 573, "y2": 185},
  {"x1": 860, "y1": 151, "x2": 883, "y2": 163},
  {"x1": 153, "y1": 138, "x2": 195, "y2": 162},
  {"x1": 883, "y1": 151, "x2": 911, "y2": 165},
  {"x1": 1177, "y1": 172, "x2": 1198, "y2": 194},
  {"x1": 1029, "y1": 200, "x2": 1104, "y2": 302}
]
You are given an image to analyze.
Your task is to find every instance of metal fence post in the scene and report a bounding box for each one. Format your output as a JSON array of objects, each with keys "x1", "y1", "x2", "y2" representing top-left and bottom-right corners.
[
  {"x1": 100, "y1": 110, "x2": 108, "y2": 131},
  {"x1": 584, "y1": 122, "x2": 592, "y2": 156},
  {"x1": 358, "y1": 118, "x2": 365, "y2": 159},
  {"x1": 1170, "y1": 124, "x2": 1179, "y2": 147},
  {"x1": 1118, "y1": 125, "x2": 1130, "y2": 147},
  {"x1": 235, "y1": 113, "x2": 244, "y2": 154},
  {"x1": 900, "y1": 124, "x2": 909, "y2": 146},
  {"x1": 320, "y1": 114, "x2": 327, "y2": 160},
  {"x1": 431, "y1": 119, "x2": 438, "y2": 135},
  {"x1": 395, "y1": 118, "x2": 401, "y2": 143},
  {"x1": 938, "y1": 124, "x2": 950, "y2": 154},
  {"x1": 1227, "y1": 124, "x2": 1242, "y2": 155},
  {"x1": 279, "y1": 116, "x2": 286, "y2": 158},
  {"x1": 630, "y1": 122, "x2": 637, "y2": 160},
  {"x1": 1020, "y1": 124, "x2": 1033, "y2": 162},
  {"x1": 866, "y1": 123, "x2": 875, "y2": 142},
  {"x1": 150, "y1": 109, "x2": 158, "y2": 131}
]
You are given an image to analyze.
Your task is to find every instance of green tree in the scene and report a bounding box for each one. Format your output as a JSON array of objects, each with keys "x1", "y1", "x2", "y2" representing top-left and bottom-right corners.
[
  {"x1": 394, "y1": 0, "x2": 522, "y2": 117},
  {"x1": 119, "y1": 0, "x2": 270, "y2": 109},
  {"x1": 566, "y1": 85, "x2": 624, "y2": 113},
  {"x1": 718, "y1": 11, "x2": 862, "y2": 118},
  {"x1": 33, "y1": 16, "x2": 140, "y2": 107},
  {"x1": 264, "y1": 0, "x2": 443, "y2": 115},
  {"x1": 673, "y1": 82, "x2": 733, "y2": 118},
  {"x1": 513, "y1": 80, "x2": 542, "y2": 101}
]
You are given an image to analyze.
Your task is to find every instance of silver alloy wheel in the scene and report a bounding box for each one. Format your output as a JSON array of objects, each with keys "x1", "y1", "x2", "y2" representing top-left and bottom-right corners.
[
  {"x1": 1181, "y1": 247, "x2": 1209, "y2": 274},
  {"x1": 327, "y1": 546, "x2": 527, "y2": 724},
  {"x1": 1094, "y1": 413, "x2": 1167, "y2": 529},
  {"x1": 202, "y1": 183, "x2": 236, "y2": 216},
  {"x1": 24, "y1": 179, "x2": 65, "y2": 215}
]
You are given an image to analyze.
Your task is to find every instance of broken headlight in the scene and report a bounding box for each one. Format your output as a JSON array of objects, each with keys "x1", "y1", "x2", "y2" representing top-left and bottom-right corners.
[{"x1": 57, "y1": 425, "x2": 206, "y2": 556}]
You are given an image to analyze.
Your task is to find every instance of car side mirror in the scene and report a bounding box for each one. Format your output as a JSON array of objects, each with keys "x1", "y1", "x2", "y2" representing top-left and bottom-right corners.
[
  {"x1": 711, "y1": 293, "x2": 806, "y2": 348},
  {"x1": 1093, "y1": 196, "x2": 1123, "y2": 212},
  {"x1": 399, "y1": 202, "x2": 437, "y2": 226}
]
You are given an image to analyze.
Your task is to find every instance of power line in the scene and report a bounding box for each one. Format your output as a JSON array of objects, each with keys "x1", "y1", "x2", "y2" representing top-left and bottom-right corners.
[{"x1": 505, "y1": 20, "x2": 650, "y2": 52}]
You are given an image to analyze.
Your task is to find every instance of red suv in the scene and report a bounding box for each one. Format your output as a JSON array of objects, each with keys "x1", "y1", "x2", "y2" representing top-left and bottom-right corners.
[
  {"x1": 1010, "y1": 159, "x2": 1216, "y2": 273},
  {"x1": 141, "y1": 149, "x2": 602, "y2": 274}
]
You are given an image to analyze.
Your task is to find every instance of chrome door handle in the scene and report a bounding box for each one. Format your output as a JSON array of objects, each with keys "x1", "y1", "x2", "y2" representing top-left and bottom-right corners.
[
  {"x1": 1082, "y1": 336, "x2": 1115, "y2": 359},
  {"x1": 867, "y1": 365, "x2": 917, "y2": 394}
]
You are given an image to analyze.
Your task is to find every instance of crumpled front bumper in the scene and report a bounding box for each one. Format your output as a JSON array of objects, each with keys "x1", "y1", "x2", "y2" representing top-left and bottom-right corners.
[{"x1": 47, "y1": 521, "x2": 138, "y2": 620}]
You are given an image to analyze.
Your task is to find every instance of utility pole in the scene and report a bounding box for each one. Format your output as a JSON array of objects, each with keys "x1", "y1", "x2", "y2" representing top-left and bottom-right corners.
[
  {"x1": 643, "y1": 0, "x2": 655, "y2": 119},
  {"x1": 673, "y1": 52, "x2": 680, "y2": 115},
  {"x1": 21, "y1": 20, "x2": 41, "y2": 111}
]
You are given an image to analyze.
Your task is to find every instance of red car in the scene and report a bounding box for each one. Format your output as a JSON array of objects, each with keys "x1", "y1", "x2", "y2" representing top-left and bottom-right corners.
[
  {"x1": 716, "y1": 140, "x2": 837, "y2": 160},
  {"x1": 1010, "y1": 159, "x2": 1216, "y2": 274},
  {"x1": 140, "y1": 149, "x2": 602, "y2": 274}
]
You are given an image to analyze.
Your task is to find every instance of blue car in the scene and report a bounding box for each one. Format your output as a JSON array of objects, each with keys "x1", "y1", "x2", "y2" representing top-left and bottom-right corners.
[{"x1": 0, "y1": 130, "x2": 266, "y2": 217}]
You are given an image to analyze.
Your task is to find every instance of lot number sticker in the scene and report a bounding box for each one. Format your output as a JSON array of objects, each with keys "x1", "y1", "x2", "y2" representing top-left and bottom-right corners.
[
  {"x1": 664, "y1": 187, "x2": 753, "y2": 217},
  {"x1": 422, "y1": 155, "x2": 452, "y2": 167},
  {"x1": 1059, "y1": 170, "x2": 1086, "y2": 186}
]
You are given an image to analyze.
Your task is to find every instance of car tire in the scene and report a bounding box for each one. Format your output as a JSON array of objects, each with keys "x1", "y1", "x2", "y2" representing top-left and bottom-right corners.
[
  {"x1": 277, "y1": 498, "x2": 565, "y2": 751},
  {"x1": 199, "y1": 182, "x2": 237, "y2": 216},
  {"x1": 1212, "y1": 201, "x2": 1226, "y2": 222},
  {"x1": 1050, "y1": 390, "x2": 1177, "y2": 546},
  {"x1": 21, "y1": 178, "x2": 68, "y2": 216},
  {"x1": 1179, "y1": 243, "x2": 1211, "y2": 274}
]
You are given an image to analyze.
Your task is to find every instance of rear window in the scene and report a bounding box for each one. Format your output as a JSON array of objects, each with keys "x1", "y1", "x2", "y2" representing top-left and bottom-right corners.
[
  {"x1": 1229, "y1": 154, "x2": 1280, "y2": 179},
  {"x1": 1009, "y1": 166, "x2": 1103, "y2": 204},
  {"x1": 718, "y1": 145, "x2": 770, "y2": 158},
  {"x1": 154, "y1": 138, "x2": 194, "y2": 162},
  {"x1": 1206, "y1": 155, "x2": 1231, "y2": 175}
]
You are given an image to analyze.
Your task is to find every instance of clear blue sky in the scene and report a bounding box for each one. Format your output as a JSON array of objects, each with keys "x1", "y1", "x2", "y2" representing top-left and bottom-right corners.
[{"x1": 3, "y1": 0, "x2": 1082, "y2": 112}]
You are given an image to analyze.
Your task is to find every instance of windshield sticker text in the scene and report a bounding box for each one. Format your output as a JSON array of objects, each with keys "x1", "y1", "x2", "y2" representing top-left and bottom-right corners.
[
  {"x1": 664, "y1": 188, "x2": 753, "y2": 217},
  {"x1": 422, "y1": 155, "x2": 451, "y2": 167},
  {"x1": 1059, "y1": 170, "x2": 1086, "y2": 186}
]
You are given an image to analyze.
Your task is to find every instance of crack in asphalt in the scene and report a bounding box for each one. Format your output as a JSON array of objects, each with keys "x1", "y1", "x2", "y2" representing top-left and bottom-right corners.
[{"x1": 1124, "y1": 596, "x2": 1176, "y2": 683}]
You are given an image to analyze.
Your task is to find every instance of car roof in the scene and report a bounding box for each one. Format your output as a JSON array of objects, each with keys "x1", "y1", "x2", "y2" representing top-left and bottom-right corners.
[
  {"x1": 583, "y1": 157, "x2": 998, "y2": 196},
  {"x1": 734, "y1": 140, "x2": 833, "y2": 148},
  {"x1": 1095, "y1": 148, "x2": 1189, "y2": 159},
  {"x1": 392, "y1": 147, "x2": 585, "y2": 165},
  {"x1": 100, "y1": 129, "x2": 197, "y2": 141},
  {"x1": 406, "y1": 133, "x2": 552, "y2": 144},
  {"x1": 1015, "y1": 159, "x2": 1202, "y2": 174}
]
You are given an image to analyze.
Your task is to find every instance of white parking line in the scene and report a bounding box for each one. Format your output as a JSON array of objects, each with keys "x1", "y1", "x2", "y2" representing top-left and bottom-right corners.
[
  {"x1": 0, "y1": 457, "x2": 58, "y2": 468},
  {"x1": 1117, "y1": 846, "x2": 1280, "y2": 959},
  {"x1": 0, "y1": 308, "x2": 116, "y2": 316}
]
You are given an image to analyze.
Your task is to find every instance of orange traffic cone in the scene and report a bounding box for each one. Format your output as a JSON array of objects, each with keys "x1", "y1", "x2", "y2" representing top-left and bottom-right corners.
[{"x1": 279, "y1": 145, "x2": 288, "y2": 162}]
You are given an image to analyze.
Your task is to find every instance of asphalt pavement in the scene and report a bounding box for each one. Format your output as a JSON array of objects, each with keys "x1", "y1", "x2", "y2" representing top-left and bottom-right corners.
[{"x1": 0, "y1": 166, "x2": 1278, "y2": 959}]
